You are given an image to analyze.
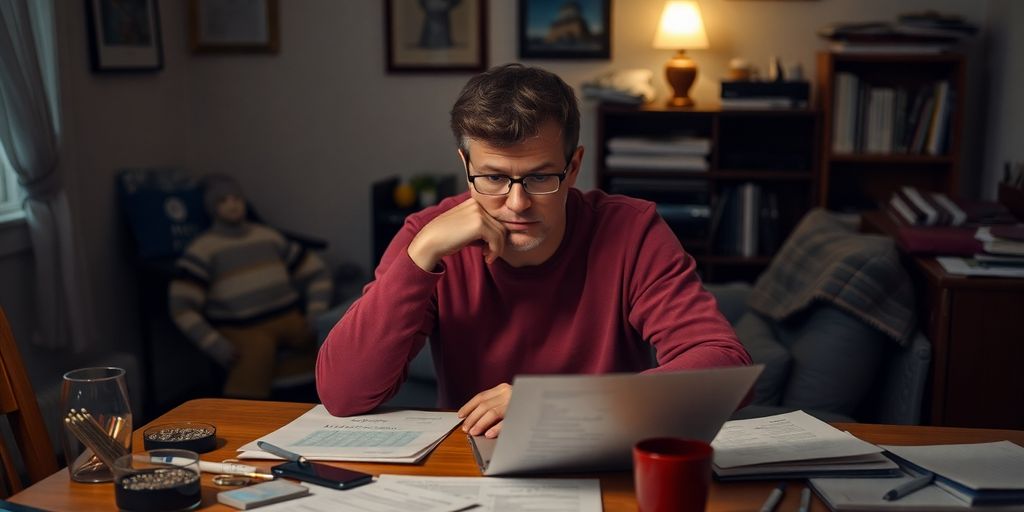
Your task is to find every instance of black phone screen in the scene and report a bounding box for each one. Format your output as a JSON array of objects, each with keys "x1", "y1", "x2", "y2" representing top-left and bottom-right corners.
[{"x1": 271, "y1": 461, "x2": 373, "y2": 489}]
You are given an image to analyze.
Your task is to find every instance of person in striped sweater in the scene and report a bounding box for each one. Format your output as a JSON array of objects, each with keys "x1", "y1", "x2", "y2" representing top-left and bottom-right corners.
[{"x1": 169, "y1": 175, "x2": 332, "y2": 399}]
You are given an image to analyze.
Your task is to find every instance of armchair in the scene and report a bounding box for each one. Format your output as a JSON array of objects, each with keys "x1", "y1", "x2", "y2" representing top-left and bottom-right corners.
[{"x1": 707, "y1": 208, "x2": 932, "y2": 424}]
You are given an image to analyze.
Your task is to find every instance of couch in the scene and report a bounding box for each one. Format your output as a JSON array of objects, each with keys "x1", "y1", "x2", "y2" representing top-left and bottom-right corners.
[{"x1": 709, "y1": 208, "x2": 931, "y2": 424}]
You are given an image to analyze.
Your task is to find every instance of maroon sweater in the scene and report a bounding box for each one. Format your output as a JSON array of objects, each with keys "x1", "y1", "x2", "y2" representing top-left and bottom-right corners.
[{"x1": 316, "y1": 189, "x2": 750, "y2": 416}]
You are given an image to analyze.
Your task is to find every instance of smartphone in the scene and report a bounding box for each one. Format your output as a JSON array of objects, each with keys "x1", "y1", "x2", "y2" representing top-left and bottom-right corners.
[{"x1": 270, "y1": 461, "x2": 374, "y2": 490}]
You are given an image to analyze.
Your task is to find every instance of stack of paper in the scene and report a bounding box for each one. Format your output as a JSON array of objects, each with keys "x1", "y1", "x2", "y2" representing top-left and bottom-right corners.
[
  {"x1": 237, "y1": 406, "x2": 462, "y2": 463},
  {"x1": 710, "y1": 411, "x2": 898, "y2": 480},
  {"x1": 810, "y1": 441, "x2": 1024, "y2": 511}
]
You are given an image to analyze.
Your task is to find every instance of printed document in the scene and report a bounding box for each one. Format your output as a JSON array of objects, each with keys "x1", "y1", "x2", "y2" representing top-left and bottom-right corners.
[
  {"x1": 379, "y1": 475, "x2": 602, "y2": 512},
  {"x1": 253, "y1": 479, "x2": 478, "y2": 512},
  {"x1": 712, "y1": 410, "x2": 884, "y2": 469},
  {"x1": 237, "y1": 406, "x2": 461, "y2": 463}
]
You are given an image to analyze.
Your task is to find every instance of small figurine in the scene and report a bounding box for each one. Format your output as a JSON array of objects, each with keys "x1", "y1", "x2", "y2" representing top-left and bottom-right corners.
[{"x1": 168, "y1": 175, "x2": 332, "y2": 399}]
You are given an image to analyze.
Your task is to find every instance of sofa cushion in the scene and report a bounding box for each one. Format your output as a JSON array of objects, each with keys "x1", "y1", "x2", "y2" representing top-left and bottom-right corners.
[
  {"x1": 733, "y1": 312, "x2": 791, "y2": 406},
  {"x1": 775, "y1": 305, "x2": 888, "y2": 417}
]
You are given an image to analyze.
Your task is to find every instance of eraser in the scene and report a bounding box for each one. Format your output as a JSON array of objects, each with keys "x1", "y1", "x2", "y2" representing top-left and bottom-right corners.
[{"x1": 217, "y1": 480, "x2": 310, "y2": 510}]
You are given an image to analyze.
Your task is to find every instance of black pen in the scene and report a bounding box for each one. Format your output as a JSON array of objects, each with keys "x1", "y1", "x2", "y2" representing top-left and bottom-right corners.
[
  {"x1": 257, "y1": 440, "x2": 309, "y2": 465},
  {"x1": 883, "y1": 471, "x2": 934, "y2": 501}
]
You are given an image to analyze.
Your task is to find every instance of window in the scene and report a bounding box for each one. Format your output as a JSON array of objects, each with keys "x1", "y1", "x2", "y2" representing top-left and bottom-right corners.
[{"x1": 0, "y1": 143, "x2": 23, "y2": 217}]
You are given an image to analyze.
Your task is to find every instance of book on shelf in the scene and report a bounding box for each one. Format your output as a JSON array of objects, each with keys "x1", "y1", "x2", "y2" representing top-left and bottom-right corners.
[
  {"x1": 710, "y1": 410, "x2": 898, "y2": 481},
  {"x1": 720, "y1": 80, "x2": 810, "y2": 110},
  {"x1": 720, "y1": 97, "x2": 807, "y2": 109},
  {"x1": 606, "y1": 135, "x2": 711, "y2": 155},
  {"x1": 831, "y1": 74, "x2": 953, "y2": 156},
  {"x1": 811, "y1": 441, "x2": 1024, "y2": 511},
  {"x1": 605, "y1": 153, "x2": 709, "y2": 172},
  {"x1": 606, "y1": 177, "x2": 709, "y2": 204},
  {"x1": 975, "y1": 226, "x2": 1024, "y2": 256}
]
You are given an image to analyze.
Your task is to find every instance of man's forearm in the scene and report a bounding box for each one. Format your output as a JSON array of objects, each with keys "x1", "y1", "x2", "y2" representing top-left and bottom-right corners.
[{"x1": 315, "y1": 251, "x2": 439, "y2": 416}]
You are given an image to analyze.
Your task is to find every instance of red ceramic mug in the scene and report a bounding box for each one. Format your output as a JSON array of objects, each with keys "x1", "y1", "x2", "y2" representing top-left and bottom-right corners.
[{"x1": 633, "y1": 437, "x2": 713, "y2": 512}]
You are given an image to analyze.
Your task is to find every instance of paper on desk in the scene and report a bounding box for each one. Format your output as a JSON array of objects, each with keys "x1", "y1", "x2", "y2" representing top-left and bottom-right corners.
[
  {"x1": 712, "y1": 410, "x2": 882, "y2": 469},
  {"x1": 250, "y1": 479, "x2": 478, "y2": 512},
  {"x1": 881, "y1": 441, "x2": 1024, "y2": 491},
  {"x1": 237, "y1": 406, "x2": 461, "y2": 462},
  {"x1": 379, "y1": 475, "x2": 603, "y2": 512}
]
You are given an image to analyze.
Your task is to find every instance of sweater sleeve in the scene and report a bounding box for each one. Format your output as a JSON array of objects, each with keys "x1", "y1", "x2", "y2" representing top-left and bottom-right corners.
[
  {"x1": 167, "y1": 249, "x2": 235, "y2": 365},
  {"x1": 315, "y1": 219, "x2": 442, "y2": 416},
  {"x1": 627, "y1": 209, "x2": 752, "y2": 372}
]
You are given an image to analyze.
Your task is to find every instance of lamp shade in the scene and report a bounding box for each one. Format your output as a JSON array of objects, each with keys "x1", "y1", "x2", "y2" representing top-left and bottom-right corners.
[{"x1": 652, "y1": 1, "x2": 709, "y2": 50}]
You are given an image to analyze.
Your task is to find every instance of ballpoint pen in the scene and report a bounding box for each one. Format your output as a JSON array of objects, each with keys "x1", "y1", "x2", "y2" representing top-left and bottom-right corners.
[
  {"x1": 760, "y1": 483, "x2": 785, "y2": 512},
  {"x1": 149, "y1": 456, "x2": 274, "y2": 480},
  {"x1": 882, "y1": 471, "x2": 935, "y2": 501},
  {"x1": 797, "y1": 487, "x2": 811, "y2": 512},
  {"x1": 257, "y1": 440, "x2": 309, "y2": 465}
]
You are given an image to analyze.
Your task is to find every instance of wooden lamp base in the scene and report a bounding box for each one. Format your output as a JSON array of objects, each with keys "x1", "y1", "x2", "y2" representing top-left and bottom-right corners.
[{"x1": 665, "y1": 49, "x2": 698, "y2": 107}]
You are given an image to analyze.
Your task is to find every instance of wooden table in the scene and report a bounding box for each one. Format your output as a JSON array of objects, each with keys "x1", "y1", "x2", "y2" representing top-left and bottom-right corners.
[{"x1": 12, "y1": 398, "x2": 1024, "y2": 511}]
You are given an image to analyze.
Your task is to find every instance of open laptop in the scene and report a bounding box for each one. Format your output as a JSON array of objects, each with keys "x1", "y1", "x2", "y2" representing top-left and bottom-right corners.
[{"x1": 469, "y1": 365, "x2": 763, "y2": 476}]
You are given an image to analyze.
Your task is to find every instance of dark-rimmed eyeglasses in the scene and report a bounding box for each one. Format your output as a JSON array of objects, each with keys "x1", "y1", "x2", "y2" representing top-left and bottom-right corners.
[{"x1": 463, "y1": 154, "x2": 570, "y2": 196}]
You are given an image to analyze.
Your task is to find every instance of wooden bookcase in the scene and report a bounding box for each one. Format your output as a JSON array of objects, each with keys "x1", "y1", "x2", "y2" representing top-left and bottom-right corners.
[
  {"x1": 817, "y1": 52, "x2": 965, "y2": 211},
  {"x1": 596, "y1": 103, "x2": 819, "y2": 283}
]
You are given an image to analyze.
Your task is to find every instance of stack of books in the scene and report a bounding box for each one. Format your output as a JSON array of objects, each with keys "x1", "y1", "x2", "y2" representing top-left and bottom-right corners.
[
  {"x1": 604, "y1": 135, "x2": 710, "y2": 172},
  {"x1": 832, "y1": 76, "x2": 954, "y2": 156},
  {"x1": 819, "y1": 11, "x2": 978, "y2": 54},
  {"x1": 606, "y1": 178, "x2": 710, "y2": 238},
  {"x1": 711, "y1": 411, "x2": 899, "y2": 481},
  {"x1": 720, "y1": 81, "x2": 810, "y2": 110}
]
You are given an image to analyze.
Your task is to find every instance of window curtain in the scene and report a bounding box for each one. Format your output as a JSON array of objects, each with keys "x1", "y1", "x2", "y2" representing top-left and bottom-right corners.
[{"x1": 0, "y1": 0, "x2": 95, "y2": 351}]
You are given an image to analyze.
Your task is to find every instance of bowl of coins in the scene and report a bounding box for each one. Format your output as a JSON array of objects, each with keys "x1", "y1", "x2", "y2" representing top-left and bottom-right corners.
[
  {"x1": 142, "y1": 422, "x2": 217, "y2": 453},
  {"x1": 113, "y1": 449, "x2": 201, "y2": 512}
]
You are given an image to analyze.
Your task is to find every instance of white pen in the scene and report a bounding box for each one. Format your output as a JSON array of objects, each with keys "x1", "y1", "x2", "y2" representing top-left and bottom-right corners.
[
  {"x1": 798, "y1": 487, "x2": 811, "y2": 512},
  {"x1": 759, "y1": 483, "x2": 785, "y2": 512},
  {"x1": 150, "y1": 456, "x2": 274, "y2": 479}
]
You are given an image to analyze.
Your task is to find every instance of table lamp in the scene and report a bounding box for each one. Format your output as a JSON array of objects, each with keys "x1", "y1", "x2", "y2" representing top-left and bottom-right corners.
[{"x1": 652, "y1": 1, "x2": 709, "y2": 107}]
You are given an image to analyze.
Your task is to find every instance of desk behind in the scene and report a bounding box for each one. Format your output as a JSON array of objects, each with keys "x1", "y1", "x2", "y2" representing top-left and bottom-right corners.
[{"x1": 11, "y1": 398, "x2": 1024, "y2": 511}]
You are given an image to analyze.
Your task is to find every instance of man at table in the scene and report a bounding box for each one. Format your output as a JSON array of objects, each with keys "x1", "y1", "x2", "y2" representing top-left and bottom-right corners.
[{"x1": 316, "y1": 63, "x2": 750, "y2": 438}]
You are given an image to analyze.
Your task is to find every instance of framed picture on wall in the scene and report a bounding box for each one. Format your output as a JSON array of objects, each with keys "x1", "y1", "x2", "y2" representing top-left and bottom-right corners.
[
  {"x1": 188, "y1": 0, "x2": 279, "y2": 53},
  {"x1": 385, "y1": 0, "x2": 487, "y2": 73},
  {"x1": 519, "y1": 0, "x2": 610, "y2": 59},
  {"x1": 85, "y1": 0, "x2": 164, "y2": 72}
]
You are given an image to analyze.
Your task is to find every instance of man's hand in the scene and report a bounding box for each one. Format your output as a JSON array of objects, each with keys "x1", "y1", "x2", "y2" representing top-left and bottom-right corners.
[
  {"x1": 458, "y1": 382, "x2": 512, "y2": 438},
  {"x1": 407, "y1": 197, "x2": 507, "y2": 271}
]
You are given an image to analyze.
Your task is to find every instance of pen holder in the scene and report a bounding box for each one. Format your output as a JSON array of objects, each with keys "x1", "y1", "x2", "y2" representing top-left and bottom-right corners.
[
  {"x1": 113, "y1": 449, "x2": 201, "y2": 512},
  {"x1": 998, "y1": 183, "x2": 1024, "y2": 221},
  {"x1": 143, "y1": 422, "x2": 217, "y2": 453},
  {"x1": 60, "y1": 367, "x2": 133, "y2": 483}
]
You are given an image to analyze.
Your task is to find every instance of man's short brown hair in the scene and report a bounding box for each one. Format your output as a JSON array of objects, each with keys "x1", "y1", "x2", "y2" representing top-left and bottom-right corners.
[{"x1": 450, "y1": 63, "x2": 580, "y2": 162}]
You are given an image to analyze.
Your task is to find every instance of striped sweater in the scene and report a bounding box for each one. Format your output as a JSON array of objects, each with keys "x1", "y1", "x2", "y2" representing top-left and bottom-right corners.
[{"x1": 168, "y1": 222, "x2": 332, "y2": 357}]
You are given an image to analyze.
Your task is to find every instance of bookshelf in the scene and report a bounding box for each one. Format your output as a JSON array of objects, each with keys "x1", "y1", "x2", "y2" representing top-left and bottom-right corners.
[
  {"x1": 596, "y1": 103, "x2": 818, "y2": 283},
  {"x1": 817, "y1": 51, "x2": 965, "y2": 211}
]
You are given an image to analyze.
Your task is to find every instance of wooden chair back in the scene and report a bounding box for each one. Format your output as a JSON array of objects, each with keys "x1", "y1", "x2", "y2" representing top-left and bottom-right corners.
[{"x1": 0, "y1": 307, "x2": 57, "y2": 497}]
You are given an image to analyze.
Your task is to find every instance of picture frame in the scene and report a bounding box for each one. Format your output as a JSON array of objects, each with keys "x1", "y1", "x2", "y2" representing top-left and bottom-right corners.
[
  {"x1": 519, "y1": 0, "x2": 610, "y2": 60},
  {"x1": 188, "y1": 0, "x2": 279, "y2": 53},
  {"x1": 385, "y1": 0, "x2": 487, "y2": 73},
  {"x1": 85, "y1": 0, "x2": 164, "y2": 72}
]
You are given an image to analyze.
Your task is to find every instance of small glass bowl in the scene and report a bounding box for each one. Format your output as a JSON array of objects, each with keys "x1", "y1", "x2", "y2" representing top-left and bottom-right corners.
[
  {"x1": 113, "y1": 449, "x2": 201, "y2": 512},
  {"x1": 142, "y1": 422, "x2": 217, "y2": 453}
]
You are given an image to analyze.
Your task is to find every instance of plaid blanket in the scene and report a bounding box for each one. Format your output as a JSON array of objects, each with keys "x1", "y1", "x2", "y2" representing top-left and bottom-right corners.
[{"x1": 747, "y1": 208, "x2": 916, "y2": 344}]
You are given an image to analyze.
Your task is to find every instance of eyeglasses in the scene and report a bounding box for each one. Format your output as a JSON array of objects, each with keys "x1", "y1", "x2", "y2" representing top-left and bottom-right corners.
[{"x1": 464, "y1": 154, "x2": 570, "y2": 196}]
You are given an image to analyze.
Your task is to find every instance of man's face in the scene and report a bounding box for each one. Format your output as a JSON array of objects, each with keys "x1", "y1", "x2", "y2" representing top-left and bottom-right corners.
[{"x1": 462, "y1": 120, "x2": 582, "y2": 266}]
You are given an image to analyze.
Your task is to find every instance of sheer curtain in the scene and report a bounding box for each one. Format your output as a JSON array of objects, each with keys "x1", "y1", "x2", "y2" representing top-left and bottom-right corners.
[{"x1": 0, "y1": 0, "x2": 95, "y2": 351}]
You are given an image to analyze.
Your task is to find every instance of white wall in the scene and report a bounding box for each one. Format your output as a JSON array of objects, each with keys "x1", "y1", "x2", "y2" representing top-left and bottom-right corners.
[
  {"x1": 10, "y1": 0, "x2": 993, "y2": 357},
  {"x1": 983, "y1": 0, "x2": 1024, "y2": 199}
]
